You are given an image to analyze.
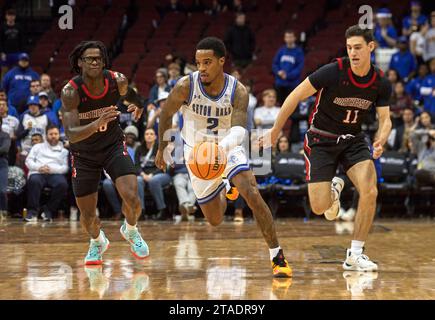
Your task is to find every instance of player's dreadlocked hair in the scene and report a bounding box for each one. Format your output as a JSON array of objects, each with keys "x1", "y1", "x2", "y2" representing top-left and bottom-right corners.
[{"x1": 69, "y1": 40, "x2": 109, "y2": 74}]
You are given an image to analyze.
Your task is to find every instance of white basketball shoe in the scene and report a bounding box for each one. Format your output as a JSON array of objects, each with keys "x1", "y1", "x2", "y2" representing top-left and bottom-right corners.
[
  {"x1": 324, "y1": 177, "x2": 344, "y2": 221},
  {"x1": 343, "y1": 248, "x2": 378, "y2": 272}
]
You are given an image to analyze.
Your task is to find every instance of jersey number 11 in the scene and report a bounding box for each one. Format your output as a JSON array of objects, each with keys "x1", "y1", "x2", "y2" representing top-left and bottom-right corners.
[{"x1": 343, "y1": 110, "x2": 359, "y2": 124}]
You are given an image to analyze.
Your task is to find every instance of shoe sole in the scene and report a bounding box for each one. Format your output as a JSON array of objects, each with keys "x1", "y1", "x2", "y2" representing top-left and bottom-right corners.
[
  {"x1": 342, "y1": 262, "x2": 378, "y2": 272},
  {"x1": 120, "y1": 227, "x2": 150, "y2": 260},
  {"x1": 84, "y1": 242, "x2": 110, "y2": 266},
  {"x1": 324, "y1": 201, "x2": 340, "y2": 221}
]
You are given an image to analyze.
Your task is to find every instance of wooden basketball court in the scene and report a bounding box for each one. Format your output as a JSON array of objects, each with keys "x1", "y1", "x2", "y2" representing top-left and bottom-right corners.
[{"x1": 0, "y1": 218, "x2": 434, "y2": 300}]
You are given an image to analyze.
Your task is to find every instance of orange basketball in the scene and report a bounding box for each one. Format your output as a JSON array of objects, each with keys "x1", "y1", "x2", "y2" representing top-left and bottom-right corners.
[{"x1": 188, "y1": 142, "x2": 227, "y2": 180}]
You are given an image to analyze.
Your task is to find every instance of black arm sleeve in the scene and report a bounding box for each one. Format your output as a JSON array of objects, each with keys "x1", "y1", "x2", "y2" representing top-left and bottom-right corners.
[
  {"x1": 122, "y1": 87, "x2": 144, "y2": 109},
  {"x1": 308, "y1": 62, "x2": 340, "y2": 90},
  {"x1": 376, "y1": 77, "x2": 392, "y2": 107}
]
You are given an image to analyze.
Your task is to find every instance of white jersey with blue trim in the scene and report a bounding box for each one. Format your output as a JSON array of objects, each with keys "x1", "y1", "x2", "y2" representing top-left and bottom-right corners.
[{"x1": 181, "y1": 71, "x2": 238, "y2": 147}]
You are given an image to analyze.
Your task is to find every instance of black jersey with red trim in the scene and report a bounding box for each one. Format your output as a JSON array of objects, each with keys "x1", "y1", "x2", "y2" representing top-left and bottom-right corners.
[
  {"x1": 307, "y1": 57, "x2": 391, "y2": 135},
  {"x1": 68, "y1": 69, "x2": 123, "y2": 152}
]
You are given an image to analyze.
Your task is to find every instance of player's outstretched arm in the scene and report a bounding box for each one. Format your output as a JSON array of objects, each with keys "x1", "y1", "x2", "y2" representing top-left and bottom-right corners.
[
  {"x1": 266, "y1": 77, "x2": 317, "y2": 146},
  {"x1": 61, "y1": 83, "x2": 120, "y2": 144},
  {"x1": 155, "y1": 75, "x2": 190, "y2": 170},
  {"x1": 372, "y1": 106, "x2": 392, "y2": 159},
  {"x1": 114, "y1": 71, "x2": 144, "y2": 121},
  {"x1": 219, "y1": 82, "x2": 248, "y2": 152}
]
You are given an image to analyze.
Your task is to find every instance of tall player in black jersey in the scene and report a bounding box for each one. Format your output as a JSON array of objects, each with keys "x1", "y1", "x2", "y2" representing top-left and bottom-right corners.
[
  {"x1": 61, "y1": 41, "x2": 149, "y2": 265},
  {"x1": 263, "y1": 25, "x2": 392, "y2": 271}
]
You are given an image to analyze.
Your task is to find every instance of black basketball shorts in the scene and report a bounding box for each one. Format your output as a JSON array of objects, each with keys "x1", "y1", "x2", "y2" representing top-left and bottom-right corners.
[
  {"x1": 71, "y1": 140, "x2": 136, "y2": 197},
  {"x1": 303, "y1": 130, "x2": 372, "y2": 183}
]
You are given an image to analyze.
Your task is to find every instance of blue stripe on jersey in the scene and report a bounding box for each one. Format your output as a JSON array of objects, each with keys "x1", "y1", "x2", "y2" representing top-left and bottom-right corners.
[
  {"x1": 198, "y1": 73, "x2": 229, "y2": 101},
  {"x1": 187, "y1": 73, "x2": 194, "y2": 105}
]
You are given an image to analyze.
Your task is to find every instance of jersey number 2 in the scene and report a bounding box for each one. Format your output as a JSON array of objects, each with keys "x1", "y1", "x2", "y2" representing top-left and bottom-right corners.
[
  {"x1": 207, "y1": 118, "x2": 219, "y2": 134},
  {"x1": 343, "y1": 110, "x2": 359, "y2": 124}
]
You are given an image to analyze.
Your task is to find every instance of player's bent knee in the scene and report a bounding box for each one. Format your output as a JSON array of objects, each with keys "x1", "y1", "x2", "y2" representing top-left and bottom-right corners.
[
  {"x1": 208, "y1": 215, "x2": 224, "y2": 226},
  {"x1": 361, "y1": 187, "x2": 378, "y2": 199}
]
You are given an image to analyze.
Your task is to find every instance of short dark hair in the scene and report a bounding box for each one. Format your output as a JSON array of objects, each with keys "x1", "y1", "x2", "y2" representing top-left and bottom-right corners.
[
  {"x1": 69, "y1": 40, "x2": 109, "y2": 74},
  {"x1": 46, "y1": 124, "x2": 60, "y2": 133},
  {"x1": 284, "y1": 29, "x2": 295, "y2": 35},
  {"x1": 6, "y1": 9, "x2": 16, "y2": 16},
  {"x1": 345, "y1": 25, "x2": 374, "y2": 44},
  {"x1": 196, "y1": 37, "x2": 226, "y2": 58}
]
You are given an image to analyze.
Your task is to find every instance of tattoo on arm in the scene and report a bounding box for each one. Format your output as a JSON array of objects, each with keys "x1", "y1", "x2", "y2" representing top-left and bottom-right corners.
[
  {"x1": 158, "y1": 75, "x2": 190, "y2": 151},
  {"x1": 231, "y1": 82, "x2": 248, "y2": 127},
  {"x1": 60, "y1": 83, "x2": 98, "y2": 143}
]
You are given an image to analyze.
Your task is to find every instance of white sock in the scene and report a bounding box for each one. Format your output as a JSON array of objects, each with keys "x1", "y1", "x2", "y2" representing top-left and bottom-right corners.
[
  {"x1": 125, "y1": 220, "x2": 137, "y2": 231},
  {"x1": 269, "y1": 246, "x2": 281, "y2": 260},
  {"x1": 223, "y1": 178, "x2": 231, "y2": 192},
  {"x1": 350, "y1": 240, "x2": 364, "y2": 255},
  {"x1": 92, "y1": 230, "x2": 105, "y2": 243}
]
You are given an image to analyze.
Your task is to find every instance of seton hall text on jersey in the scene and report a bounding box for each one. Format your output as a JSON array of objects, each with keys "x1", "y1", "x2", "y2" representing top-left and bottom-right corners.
[{"x1": 192, "y1": 103, "x2": 232, "y2": 117}]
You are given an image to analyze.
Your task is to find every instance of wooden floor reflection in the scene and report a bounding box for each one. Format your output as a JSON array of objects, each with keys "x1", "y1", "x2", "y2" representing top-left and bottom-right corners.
[{"x1": 0, "y1": 218, "x2": 434, "y2": 300}]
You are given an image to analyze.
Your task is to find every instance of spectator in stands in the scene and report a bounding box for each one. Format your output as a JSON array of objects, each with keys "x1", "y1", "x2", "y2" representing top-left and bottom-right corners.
[
  {"x1": 410, "y1": 23, "x2": 429, "y2": 64},
  {"x1": 416, "y1": 111, "x2": 434, "y2": 131},
  {"x1": 147, "y1": 68, "x2": 170, "y2": 110},
  {"x1": 420, "y1": 58, "x2": 435, "y2": 115},
  {"x1": 224, "y1": 12, "x2": 255, "y2": 69},
  {"x1": 389, "y1": 36, "x2": 417, "y2": 82},
  {"x1": 0, "y1": 98, "x2": 19, "y2": 139},
  {"x1": 387, "y1": 69, "x2": 401, "y2": 92},
  {"x1": 2, "y1": 53, "x2": 39, "y2": 114},
  {"x1": 40, "y1": 73, "x2": 57, "y2": 103},
  {"x1": 390, "y1": 81, "x2": 413, "y2": 127},
  {"x1": 272, "y1": 29, "x2": 304, "y2": 105},
  {"x1": 0, "y1": 117, "x2": 11, "y2": 220},
  {"x1": 38, "y1": 91, "x2": 59, "y2": 127},
  {"x1": 410, "y1": 127, "x2": 435, "y2": 187},
  {"x1": 374, "y1": 8, "x2": 397, "y2": 48},
  {"x1": 402, "y1": 1, "x2": 428, "y2": 37},
  {"x1": 29, "y1": 79, "x2": 41, "y2": 97},
  {"x1": 254, "y1": 89, "x2": 280, "y2": 130},
  {"x1": 206, "y1": 0, "x2": 223, "y2": 15},
  {"x1": 169, "y1": 134, "x2": 197, "y2": 222},
  {"x1": 168, "y1": 62, "x2": 181, "y2": 88},
  {"x1": 276, "y1": 135, "x2": 290, "y2": 154},
  {"x1": 387, "y1": 107, "x2": 416, "y2": 153},
  {"x1": 124, "y1": 125, "x2": 140, "y2": 159},
  {"x1": 422, "y1": 11, "x2": 435, "y2": 62},
  {"x1": 147, "y1": 91, "x2": 169, "y2": 133},
  {"x1": 0, "y1": 89, "x2": 18, "y2": 118},
  {"x1": 162, "y1": 0, "x2": 186, "y2": 14},
  {"x1": 135, "y1": 128, "x2": 159, "y2": 216},
  {"x1": 29, "y1": 128, "x2": 43, "y2": 146},
  {"x1": 230, "y1": 68, "x2": 242, "y2": 81},
  {"x1": 135, "y1": 128, "x2": 171, "y2": 220},
  {"x1": 24, "y1": 125, "x2": 68, "y2": 222},
  {"x1": 0, "y1": 9, "x2": 24, "y2": 69},
  {"x1": 16, "y1": 95, "x2": 51, "y2": 159},
  {"x1": 406, "y1": 63, "x2": 429, "y2": 103}
]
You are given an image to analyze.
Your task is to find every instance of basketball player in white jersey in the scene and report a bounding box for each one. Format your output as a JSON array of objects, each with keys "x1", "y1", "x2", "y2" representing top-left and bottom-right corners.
[{"x1": 155, "y1": 37, "x2": 291, "y2": 278}]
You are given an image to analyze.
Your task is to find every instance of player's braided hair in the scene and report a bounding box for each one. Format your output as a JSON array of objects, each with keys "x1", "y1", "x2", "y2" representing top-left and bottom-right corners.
[{"x1": 69, "y1": 40, "x2": 109, "y2": 74}]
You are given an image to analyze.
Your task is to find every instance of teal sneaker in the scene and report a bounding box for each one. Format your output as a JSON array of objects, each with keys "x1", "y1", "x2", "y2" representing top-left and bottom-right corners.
[
  {"x1": 120, "y1": 222, "x2": 149, "y2": 259},
  {"x1": 84, "y1": 231, "x2": 110, "y2": 265}
]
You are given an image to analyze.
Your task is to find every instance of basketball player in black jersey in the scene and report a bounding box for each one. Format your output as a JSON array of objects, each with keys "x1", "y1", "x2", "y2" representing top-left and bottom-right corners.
[
  {"x1": 262, "y1": 25, "x2": 392, "y2": 271},
  {"x1": 61, "y1": 41, "x2": 149, "y2": 265}
]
